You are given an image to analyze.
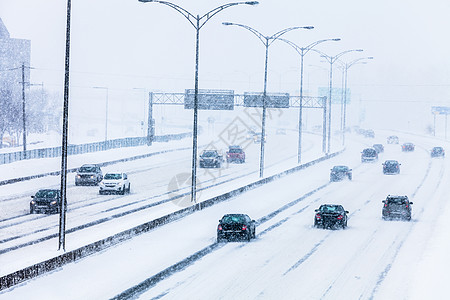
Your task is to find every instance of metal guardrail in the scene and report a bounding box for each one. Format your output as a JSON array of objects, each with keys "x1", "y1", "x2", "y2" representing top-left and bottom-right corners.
[
  {"x1": 0, "y1": 133, "x2": 192, "y2": 165},
  {"x1": 0, "y1": 149, "x2": 344, "y2": 291}
]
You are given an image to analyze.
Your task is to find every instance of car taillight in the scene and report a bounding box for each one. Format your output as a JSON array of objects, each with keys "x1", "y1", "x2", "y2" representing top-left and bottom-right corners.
[
  {"x1": 315, "y1": 213, "x2": 321, "y2": 219},
  {"x1": 218, "y1": 225, "x2": 222, "y2": 231},
  {"x1": 242, "y1": 225, "x2": 247, "y2": 230},
  {"x1": 337, "y1": 215, "x2": 344, "y2": 220},
  {"x1": 384, "y1": 204, "x2": 387, "y2": 207}
]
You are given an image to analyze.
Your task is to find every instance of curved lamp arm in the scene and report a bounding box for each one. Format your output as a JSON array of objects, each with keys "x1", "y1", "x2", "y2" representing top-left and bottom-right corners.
[
  {"x1": 267, "y1": 26, "x2": 313, "y2": 46},
  {"x1": 139, "y1": 0, "x2": 197, "y2": 28},
  {"x1": 200, "y1": 1, "x2": 258, "y2": 29},
  {"x1": 347, "y1": 56, "x2": 374, "y2": 68},
  {"x1": 139, "y1": 0, "x2": 258, "y2": 30},
  {"x1": 222, "y1": 22, "x2": 267, "y2": 45},
  {"x1": 279, "y1": 38, "x2": 340, "y2": 56}
]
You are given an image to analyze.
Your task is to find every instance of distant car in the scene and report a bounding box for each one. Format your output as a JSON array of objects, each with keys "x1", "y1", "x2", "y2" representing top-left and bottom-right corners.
[
  {"x1": 361, "y1": 148, "x2": 378, "y2": 162},
  {"x1": 30, "y1": 189, "x2": 61, "y2": 214},
  {"x1": 245, "y1": 130, "x2": 256, "y2": 140},
  {"x1": 373, "y1": 144, "x2": 384, "y2": 153},
  {"x1": 382, "y1": 195, "x2": 412, "y2": 221},
  {"x1": 314, "y1": 204, "x2": 348, "y2": 229},
  {"x1": 431, "y1": 146, "x2": 445, "y2": 158},
  {"x1": 387, "y1": 135, "x2": 399, "y2": 144},
  {"x1": 401, "y1": 143, "x2": 415, "y2": 152},
  {"x1": 226, "y1": 145, "x2": 245, "y2": 163},
  {"x1": 276, "y1": 128, "x2": 286, "y2": 135},
  {"x1": 199, "y1": 150, "x2": 223, "y2": 168},
  {"x1": 217, "y1": 214, "x2": 256, "y2": 242},
  {"x1": 99, "y1": 172, "x2": 130, "y2": 195},
  {"x1": 382, "y1": 160, "x2": 400, "y2": 175},
  {"x1": 253, "y1": 132, "x2": 266, "y2": 143},
  {"x1": 363, "y1": 129, "x2": 375, "y2": 138},
  {"x1": 75, "y1": 164, "x2": 103, "y2": 186},
  {"x1": 330, "y1": 165, "x2": 352, "y2": 181}
]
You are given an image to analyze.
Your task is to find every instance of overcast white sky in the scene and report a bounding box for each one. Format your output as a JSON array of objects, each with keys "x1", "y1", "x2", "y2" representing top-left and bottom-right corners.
[{"x1": 2, "y1": 0, "x2": 450, "y2": 131}]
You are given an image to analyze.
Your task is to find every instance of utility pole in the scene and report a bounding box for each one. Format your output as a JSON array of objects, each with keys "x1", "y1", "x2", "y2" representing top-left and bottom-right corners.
[{"x1": 21, "y1": 63, "x2": 27, "y2": 158}]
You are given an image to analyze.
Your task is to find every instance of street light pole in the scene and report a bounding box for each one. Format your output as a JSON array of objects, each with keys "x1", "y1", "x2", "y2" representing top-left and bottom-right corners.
[
  {"x1": 279, "y1": 38, "x2": 340, "y2": 163},
  {"x1": 222, "y1": 22, "x2": 314, "y2": 177},
  {"x1": 21, "y1": 63, "x2": 27, "y2": 158},
  {"x1": 340, "y1": 56, "x2": 373, "y2": 145},
  {"x1": 312, "y1": 48, "x2": 363, "y2": 154},
  {"x1": 59, "y1": 0, "x2": 71, "y2": 251},
  {"x1": 139, "y1": 0, "x2": 259, "y2": 204}
]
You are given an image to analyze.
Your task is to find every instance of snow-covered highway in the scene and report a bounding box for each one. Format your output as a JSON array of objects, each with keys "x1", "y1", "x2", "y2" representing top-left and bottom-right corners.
[{"x1": 2, "y1": 130, "x2": 449, "y2": 299}]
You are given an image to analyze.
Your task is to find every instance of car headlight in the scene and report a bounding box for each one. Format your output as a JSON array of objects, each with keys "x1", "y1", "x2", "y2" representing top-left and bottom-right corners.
[
  {"x1": 31, "y1": 200, "x2": 35, "y2": 205},
  {"x1": 50, "y1": 201, "x2": 57, "y2": 205},
  {"x1": 77, "y1": 175, "x2": 81, "y2": 178}
]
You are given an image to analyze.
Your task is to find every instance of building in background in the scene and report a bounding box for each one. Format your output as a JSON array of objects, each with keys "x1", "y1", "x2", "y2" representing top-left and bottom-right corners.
[{"x1": 0, "y1": 17, "x2": 31, "y2": 94}]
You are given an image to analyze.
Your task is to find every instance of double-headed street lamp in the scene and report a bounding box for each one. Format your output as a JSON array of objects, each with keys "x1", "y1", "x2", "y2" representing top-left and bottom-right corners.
[
  {"x1": 340, "y1": 56, "x2": 374, "y2": 145},
  {"x1": 139, "y1": 0, "x2": 259, "y2": 204},
  {"x1": 278, "y1": 38, "x2": 340, "y2": 163},
  {"x1": 222, "y1": 22, "x2": 314, "y2": 177},
  {"x1": 313, "y1": 48, "x2": 363, "y2": 154}
]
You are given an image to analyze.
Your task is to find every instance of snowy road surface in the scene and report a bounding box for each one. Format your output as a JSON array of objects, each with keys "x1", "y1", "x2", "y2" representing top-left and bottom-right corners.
[{"x1": 1, "y1": 130, "x2": 450, "y2": 299}]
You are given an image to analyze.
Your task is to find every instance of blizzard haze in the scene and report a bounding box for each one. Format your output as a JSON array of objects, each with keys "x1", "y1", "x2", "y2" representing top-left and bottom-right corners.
[{"x1": 2, "y1": 0, "x2": 450, "y2": 133}]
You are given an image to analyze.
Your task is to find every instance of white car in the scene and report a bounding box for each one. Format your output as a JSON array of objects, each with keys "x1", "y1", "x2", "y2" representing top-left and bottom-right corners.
[{"x1": 99, "y1": 172, "x2": 130, "y2": 195}]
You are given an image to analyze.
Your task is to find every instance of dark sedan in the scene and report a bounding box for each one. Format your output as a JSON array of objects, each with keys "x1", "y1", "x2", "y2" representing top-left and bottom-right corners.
[
  {"x1": 314, "y1": 204, "x2": 348, "y2": 229},
  {"x1": 382, "y1": 195, "x2": 412, "y2": 221},
  {"x1": 330, "y1": 165, "x2": 352, "y2": 181},
  {"x1": 401, "y1": 143, "x2": 415, "y2": 152},
  {"x1": 382, "y1": 160, "x2": 400, "y2": 175},
  {"x1": 217, "y1": 214, "x2": 256, "y2": 242},
  {"x1": 30, "y1": 189, "x2": 62, "y2": 214}
]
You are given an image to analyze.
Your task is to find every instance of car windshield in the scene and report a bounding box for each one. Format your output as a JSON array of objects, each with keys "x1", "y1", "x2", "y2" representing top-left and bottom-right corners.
[
  {"x1": 222, "y1": 215, "x2": 246, "y2": 223},
  {"x1": 229, "y1": 149, "x2": 242, "y2": 153},
  {"x1": 385, "y1": 161, "x2": 398, "y2": 165},
  {"x1": 35, "y1": 190, "x2": 58, "y2": 198},
  {"x1": 433, "y1": 147, "x2": 443, "y2": 152},
  {"x1": 332, "y1": 166, "x2": 348, "y2": 171},
  {"x1": 387, "y1": 198, "x2": 407, "y2": 205},
  {"x1": 363, "y1": 149, "x2": 376, "y2": 155},
  {"x1": 320, "y1": 205, "x2": 343, "y2": 213},
  {"x1": 79, "y1": 166, "x2": 97, "y2": 172},
  {"x1": 104, "y1": 173, "x2": 122, "y2": 180},
  {"x1": 201, "y1": 151, "x2": 217, "y2": 157}
]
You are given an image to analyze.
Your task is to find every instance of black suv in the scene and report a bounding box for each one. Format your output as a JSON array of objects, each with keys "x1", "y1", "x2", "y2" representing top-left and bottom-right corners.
[
  {"x1": 199, "y1": 150, "x2": 223, "y2": 168},
  {"x1": 330, "y1": 166, "x2": 352, "y2": 181},
  {"x1": 75, "y1": 164, "x2": 103, "y2": 186},
  {"x1": 314, "y1": 204, "x2": 349, "y2": 229},
  {"x1": 30, "y1": 189, "x2": 62, "y2": 214},
  {"x1": 217, "y1": 214, "x2": 256, "y2": 242},
  {"x1": 361, "y1": 148, "x2": 378, "y2": 162},
  {"x1": 382, "y1": 195, "x2": 412, "y2": 221},
  {"x1": 382, "y1": 160, "x2": 400, "y2": 175},
  {"x1": 431, "y1": 147, "x2": 445, "y2": 158}
]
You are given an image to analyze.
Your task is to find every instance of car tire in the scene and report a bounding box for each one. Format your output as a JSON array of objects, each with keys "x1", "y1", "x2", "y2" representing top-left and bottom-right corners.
[
  {"x1": 348, "y1": 175, "x2": 352, "y2": 180},
  {"x1": 127, "y1": 184, "x2": 131, "y2": 193},
  {"x1": 75, "y1": 182, "x2": 79, "y2": 186},
  {"x1": 120, "y1": 187, "x2": 125, "y2": 195},
  {"x1": 246, "y1": 232, "x2": 251, "y2": 242},
  {"x1": 30, "y1": 208, "x2": 35, "y2": 214}
]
